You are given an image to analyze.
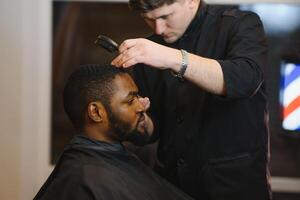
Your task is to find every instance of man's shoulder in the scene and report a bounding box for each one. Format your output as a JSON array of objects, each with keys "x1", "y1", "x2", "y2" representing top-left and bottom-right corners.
[
  {"x1": 54, "y1": 147, "x2": 113, "y2": 176},
  {"x1": 207, "y1": 5, "x2": 259, "y2": 20},
  {"x1": 51, "y1": 151, "x2": 122, "y2": 187}
]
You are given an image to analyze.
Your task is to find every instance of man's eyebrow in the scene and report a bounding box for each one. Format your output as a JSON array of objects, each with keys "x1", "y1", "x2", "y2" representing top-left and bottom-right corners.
[
  {"x1": 142, "y1": 15, "x2": 153, "y2": 20},
  {"x1": 127, "y1": 91, "x2": 139, "y2": 98},
  {"x1": 142, "y1": 13, "x2": 170, "y2": 20}
]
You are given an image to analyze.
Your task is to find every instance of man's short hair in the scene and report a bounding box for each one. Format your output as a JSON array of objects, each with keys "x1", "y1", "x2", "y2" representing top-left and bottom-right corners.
[
  {"x1": 63, "y1": 64, "x2": 126, "y2": 130},
  {"x1": 129, "y1": 0, "x2": 177, "y2": 12}
]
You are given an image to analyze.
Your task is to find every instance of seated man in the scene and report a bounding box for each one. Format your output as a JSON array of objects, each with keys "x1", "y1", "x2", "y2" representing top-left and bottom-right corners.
[{"x1": 34, "y1": 64, "x2": 193, "y2": 200}]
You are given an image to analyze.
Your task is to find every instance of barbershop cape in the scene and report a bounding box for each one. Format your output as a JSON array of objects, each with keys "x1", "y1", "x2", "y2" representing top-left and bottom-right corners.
[{"x1": 34, "y1": 135, "x2": 193, "y2": 200}]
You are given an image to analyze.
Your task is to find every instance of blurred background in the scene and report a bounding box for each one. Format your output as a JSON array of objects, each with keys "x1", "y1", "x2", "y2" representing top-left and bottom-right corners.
[{"x1": 1, "y1": 0, "x2": 299, "y2": 199}]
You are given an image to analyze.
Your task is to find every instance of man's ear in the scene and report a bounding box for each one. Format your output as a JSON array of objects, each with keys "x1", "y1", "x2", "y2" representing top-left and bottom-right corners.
[
  {"x1": 186, "y1": 0, "x2": 198, "y2": 9},
  {"x1": 87, "y1": 102, "x2": 106, "y2": 123}
]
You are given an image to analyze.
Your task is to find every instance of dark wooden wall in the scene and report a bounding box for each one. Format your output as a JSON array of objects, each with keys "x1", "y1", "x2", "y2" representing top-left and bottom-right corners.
[{"x1": 51, "y1": 2, "x2": 152, "y2": 163}]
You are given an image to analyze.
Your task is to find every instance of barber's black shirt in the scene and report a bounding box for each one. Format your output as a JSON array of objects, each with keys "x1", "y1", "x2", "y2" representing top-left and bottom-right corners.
[{"x1": 133, "y1": 2, "x2": 269, "y2": 197}]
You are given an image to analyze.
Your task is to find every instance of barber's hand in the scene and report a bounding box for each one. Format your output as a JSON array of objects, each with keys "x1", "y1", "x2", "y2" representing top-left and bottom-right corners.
[
  {"x1": 138, "y1": 97, "x2": 150, "y2": 111},
  {"x1": 111, "y1": 38, "x2": 180, "y2": 70},
  {"x1": 137, "y1": 97, "x2": 153, "y2": 135}
]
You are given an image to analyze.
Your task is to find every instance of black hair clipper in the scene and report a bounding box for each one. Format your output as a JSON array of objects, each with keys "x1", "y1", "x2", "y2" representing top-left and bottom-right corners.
[{"x1": 95, "y1": 35, "x2": 119, "y2": 53}]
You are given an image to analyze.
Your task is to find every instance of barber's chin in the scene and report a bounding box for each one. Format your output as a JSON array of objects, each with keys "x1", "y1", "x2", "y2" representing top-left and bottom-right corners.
[{"x1": 163, "y1": 35, "x2": 178, "y2": 43}]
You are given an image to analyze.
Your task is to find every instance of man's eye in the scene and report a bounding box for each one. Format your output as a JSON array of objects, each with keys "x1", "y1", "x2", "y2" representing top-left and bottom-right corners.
[
  {"x1": 160, "y1": 15, "x2": 168, "y2": 20},
  {"x1": 128, "y1": 95, "x2": 140, "y2": 105},
  {"x1": 160, "y1": 13, "x2": 172, "y2": 20},
  {"x1": 128, "y1": 98, "x2": 135, "y2": 105}
]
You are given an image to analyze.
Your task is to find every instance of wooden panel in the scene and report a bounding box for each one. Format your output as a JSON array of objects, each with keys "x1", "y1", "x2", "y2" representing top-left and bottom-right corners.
[{"x1": 51, "y1": 2, "x2": 151, "y2": 163}]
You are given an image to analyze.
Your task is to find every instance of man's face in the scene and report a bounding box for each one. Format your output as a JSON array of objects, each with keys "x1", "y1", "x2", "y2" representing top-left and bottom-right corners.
[
  {"x1": 141, "y1": 0, "x2": 198, "y2": 43},
  {"x1": 106, "y1": 74, "x2": 148, "y2": 143}
]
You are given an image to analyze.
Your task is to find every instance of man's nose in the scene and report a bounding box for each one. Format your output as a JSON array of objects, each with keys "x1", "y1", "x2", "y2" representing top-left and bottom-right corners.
[{"x1": 154, "y1": 19, "x2": 166, "y2": 35}]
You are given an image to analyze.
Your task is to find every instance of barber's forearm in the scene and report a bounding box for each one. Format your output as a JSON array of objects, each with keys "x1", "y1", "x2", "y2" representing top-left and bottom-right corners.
[{"x1": 171, "y1": 51, "x2": 226, "y2": 95}]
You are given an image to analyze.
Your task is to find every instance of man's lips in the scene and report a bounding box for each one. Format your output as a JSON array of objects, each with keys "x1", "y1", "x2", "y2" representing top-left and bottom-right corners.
[{"x1": 163, "y1": 33, "x2": 174, "y2": 39}]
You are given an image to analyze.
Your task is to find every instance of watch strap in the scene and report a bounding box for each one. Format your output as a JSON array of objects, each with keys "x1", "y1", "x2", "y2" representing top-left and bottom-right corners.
[{"x1": 174, "y1": 49, "x2": 188, "y2": 81}]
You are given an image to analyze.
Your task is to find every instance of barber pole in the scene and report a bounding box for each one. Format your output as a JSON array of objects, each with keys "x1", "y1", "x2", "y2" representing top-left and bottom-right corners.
[{"x1": 280, "y1": 62, "x2": 300, "y2": 132}]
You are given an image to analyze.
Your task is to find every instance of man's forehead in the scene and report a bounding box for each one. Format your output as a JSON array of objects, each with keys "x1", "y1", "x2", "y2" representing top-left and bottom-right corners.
[
  {"x1": 113, "y1": 74, "x2": 138, "y2": 94},
  {"x1": 141, "y1": 3, "x2": 176, "y2": 19}
]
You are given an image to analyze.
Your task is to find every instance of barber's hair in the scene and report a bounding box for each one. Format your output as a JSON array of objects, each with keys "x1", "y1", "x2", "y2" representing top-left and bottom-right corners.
[
  {"x1": 129, "y1": 0, "x2": 177, "y2": 12},
  {"x1": 63, "y1": 64, "x2": 126, "y2": 130}
]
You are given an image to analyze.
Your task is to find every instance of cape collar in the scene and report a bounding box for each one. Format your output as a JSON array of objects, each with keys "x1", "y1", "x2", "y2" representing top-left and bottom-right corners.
[{"x1": 68, "y1": 135, "x2": 125, "y2": 152}]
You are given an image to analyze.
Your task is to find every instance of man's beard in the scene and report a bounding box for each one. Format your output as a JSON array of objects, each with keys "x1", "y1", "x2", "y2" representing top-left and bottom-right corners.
[{"x1": 106, "y1": 106, "x2": 150, "y2": 146}]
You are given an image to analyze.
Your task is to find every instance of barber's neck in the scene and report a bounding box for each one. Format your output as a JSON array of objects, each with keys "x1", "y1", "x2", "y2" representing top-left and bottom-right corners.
[{"x1": 193, "y1": 0, "x2": 201, "y2": 18}]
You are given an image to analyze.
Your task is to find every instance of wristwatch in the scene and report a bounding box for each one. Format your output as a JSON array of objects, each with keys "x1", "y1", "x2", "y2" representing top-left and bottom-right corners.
[{"x1": 173, "y1": 49, "x2": 188, "y2": 81}]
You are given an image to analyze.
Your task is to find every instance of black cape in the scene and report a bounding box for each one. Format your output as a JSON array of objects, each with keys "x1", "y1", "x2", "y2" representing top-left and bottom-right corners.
[{"x1": 34, "y1": 135, "x2": 194, "y2": 200}]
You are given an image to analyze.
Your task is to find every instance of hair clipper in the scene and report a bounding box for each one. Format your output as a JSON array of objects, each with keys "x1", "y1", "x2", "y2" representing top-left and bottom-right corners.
[{"x1": 95, "y1": 35, "x2": 119, "y2": 53}]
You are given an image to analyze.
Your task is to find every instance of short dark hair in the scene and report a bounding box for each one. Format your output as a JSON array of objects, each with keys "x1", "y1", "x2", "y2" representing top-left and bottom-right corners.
[
  {"x1": 63, "y1": 64, "x2": 127, "y2": 130},
  {"x1": 129, "y1": 0, "x2": 177, "y2": 12}
]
